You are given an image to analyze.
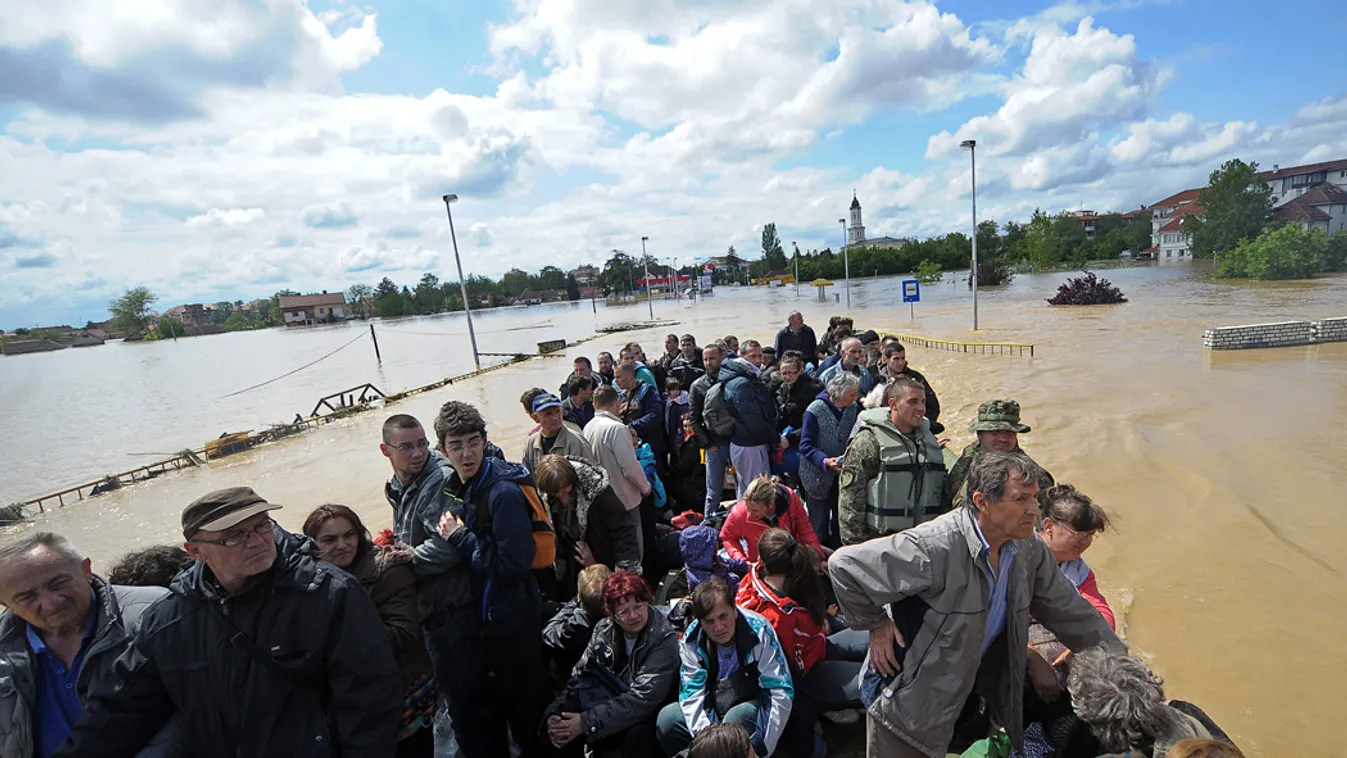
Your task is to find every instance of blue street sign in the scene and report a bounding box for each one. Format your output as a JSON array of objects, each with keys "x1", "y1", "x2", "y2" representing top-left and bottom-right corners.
[{"x1": 902, "y1": 279, "x2": 920, "y2": 303}]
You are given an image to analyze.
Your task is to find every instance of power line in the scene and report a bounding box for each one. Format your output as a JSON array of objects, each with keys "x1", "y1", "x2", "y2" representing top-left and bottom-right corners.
[{"x1": 220, "y1": 331, "x2": 368, "y2": 398}]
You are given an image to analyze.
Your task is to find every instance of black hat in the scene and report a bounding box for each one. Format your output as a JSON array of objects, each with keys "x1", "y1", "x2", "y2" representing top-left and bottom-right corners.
[
  {"x1": 859, "y1": 329, "x2": 880, "y2": 345},
  {"x1": 182, "y1": 486, "x2": 282, "y2": 539}
]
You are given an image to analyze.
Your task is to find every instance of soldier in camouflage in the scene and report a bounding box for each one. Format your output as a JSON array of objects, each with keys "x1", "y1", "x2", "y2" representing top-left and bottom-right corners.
[{"x1": 943, "y1": 399, "x2": 1054, "y2": 511}]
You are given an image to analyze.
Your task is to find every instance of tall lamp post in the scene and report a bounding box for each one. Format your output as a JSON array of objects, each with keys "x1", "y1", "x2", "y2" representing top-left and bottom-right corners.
[
  {"x1": 792, "y1": 241, "x2": 799, "y2": 297},
  {"x1": 960, "y1": 139, "x2": 979, "y2": 330},
  {"x1": 838, "y1": 218, "x2": 851, "y2": 309},
  {"x1": 640, "y1": 236, "x2": 654, "y2": 320},
  {"x1": 442, "y1": 193, "x2": 480, "y2": 370}
]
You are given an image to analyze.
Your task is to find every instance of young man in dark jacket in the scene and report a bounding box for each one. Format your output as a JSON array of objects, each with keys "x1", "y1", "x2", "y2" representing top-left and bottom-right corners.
[
  {"x1": 55, "y1": 487, "x2": 401, "y2": 758},
  {"x1": 434, "y1": 401, "x2": 547, "y2": 757},
  {"x1": 719, "y1": 355, "x2": 783, "y2": 500},
  {"x1": 690, "y1": 343, "x2": 733, "y2": 516},
  {"x1": 615, "y1": 361, "x2": 666, "y2": 459}
]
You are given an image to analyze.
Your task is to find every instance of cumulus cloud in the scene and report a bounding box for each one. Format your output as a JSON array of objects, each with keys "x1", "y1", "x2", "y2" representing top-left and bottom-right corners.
[
  {"x1": 14, "y1": 253, "x2": 57, "y2": 269},
  {"x1": 302, "y1": 202, "x2": 359, "y2": 229},
  {"x1": 184, "y1": 207, "x2": 266, "y2": 231}
]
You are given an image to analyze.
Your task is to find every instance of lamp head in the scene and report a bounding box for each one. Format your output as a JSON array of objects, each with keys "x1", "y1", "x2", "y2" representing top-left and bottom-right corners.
[
  {"x1": 642, "y1": 236, "x2": 649, "y2": 242},
  {"x1": 960, "y1": 140, "x2": 976, "y2": 150},
  {"x1": 443, "y1": 194, "x2": 459, "y2": 204}
]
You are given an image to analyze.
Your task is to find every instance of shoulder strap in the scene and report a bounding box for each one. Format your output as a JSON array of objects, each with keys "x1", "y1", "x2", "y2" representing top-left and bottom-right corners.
[{"x1": 200, "y1": 601, "x2": 325, "y2": 696}]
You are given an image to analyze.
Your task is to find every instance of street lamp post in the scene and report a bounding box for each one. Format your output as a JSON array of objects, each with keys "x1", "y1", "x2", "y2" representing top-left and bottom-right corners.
[
  {"x1": 838, "y1": 218, "x2": 850, "y2": 308},
  {"x1": 640, "y1": 236, "x2": 654, "y2": 320},
  {"x1": 442, "y1": 193, "x2": 480, "y2": 370},
  {"x1": 792, "y1": 241, "x2": 799, "y2": 297},
  {"x1": 961, "y1": 139, "x2": 979, "y2": 330}
]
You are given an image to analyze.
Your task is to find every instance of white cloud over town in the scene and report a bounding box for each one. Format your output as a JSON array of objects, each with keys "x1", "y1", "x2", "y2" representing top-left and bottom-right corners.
[{"x1": 1, "y1": 0, "x2": 1345, "y2": 325}]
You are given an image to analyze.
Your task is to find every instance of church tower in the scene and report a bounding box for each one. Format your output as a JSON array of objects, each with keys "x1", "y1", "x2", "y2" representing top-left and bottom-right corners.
[{"x1": 847, "y1": 192, "x2": 865, "y2": 246}]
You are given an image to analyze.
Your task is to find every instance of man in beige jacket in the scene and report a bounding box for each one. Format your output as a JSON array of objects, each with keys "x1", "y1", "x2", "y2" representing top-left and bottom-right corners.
[
  {"x1": 829, "y1": 450, "x2": 1121, "y2": 758},
  {"x1": 582, "y1": 385, "x2": 652, "y2": 561}
]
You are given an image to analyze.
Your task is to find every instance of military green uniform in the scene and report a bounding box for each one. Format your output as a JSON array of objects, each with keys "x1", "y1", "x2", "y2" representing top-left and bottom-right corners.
[
  {"x1": 837, "y1": 407, "x2": 946, "y2": 546},
  {"x1": 941, "y1": 399, "x2": 1054, "y2": 510}
]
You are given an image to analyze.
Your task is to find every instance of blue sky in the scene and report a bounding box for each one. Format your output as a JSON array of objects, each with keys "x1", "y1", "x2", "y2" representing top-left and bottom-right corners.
[{"x1": 1, "y1": 0, "x2": 1345, "y2": 329}]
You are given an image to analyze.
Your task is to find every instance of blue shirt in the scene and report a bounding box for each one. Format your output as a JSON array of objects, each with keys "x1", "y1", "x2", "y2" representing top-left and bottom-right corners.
[
  {"x1": 27, "y1": 592, "x2": 98, "y2": 758},
  {"x1": 971, "y1": 518, "x2": 1017, "y2": 657}
]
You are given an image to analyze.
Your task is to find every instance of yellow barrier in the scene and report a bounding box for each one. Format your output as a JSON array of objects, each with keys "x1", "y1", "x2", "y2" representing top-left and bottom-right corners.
[{"x1": 882, "y1": 332, "x2": 1035, "y2": 357}]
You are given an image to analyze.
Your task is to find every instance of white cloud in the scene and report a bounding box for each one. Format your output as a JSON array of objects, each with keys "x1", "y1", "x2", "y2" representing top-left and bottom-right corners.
[{"x1": 184, "y1": 207, "x2": 266, "y2": 231}]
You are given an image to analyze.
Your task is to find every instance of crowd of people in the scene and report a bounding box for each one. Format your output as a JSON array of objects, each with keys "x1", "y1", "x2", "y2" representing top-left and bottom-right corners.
[{"x1": 0, "y1": 312, "x2": 1245, "y2": 758}]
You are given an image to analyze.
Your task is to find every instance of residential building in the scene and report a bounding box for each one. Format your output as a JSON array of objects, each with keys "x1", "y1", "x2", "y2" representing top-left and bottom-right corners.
[
  {"x1": 1259, "y1": 159, "x2": 1347, "y2": 208},
  {"x1": 278, "y1": 292, "x2": 347, "y2": 325},
  {"x1": 1147, "y1": 188, "x2": 1203, "y2": 261},
  {"x1": 708, "y1": 255, "x2": 749, "y2": 271},
  {"x1": 568, "y1": 264, "x2": 599, "y2": 284},
  {"x1": 1063, "y1": 209, "x2": 1140, "y2": 240},
  {"x1": 516, "y1": 290, "x2": 544, "y2": 305},
  {"x1": 842, "y1": 194, "x2": 907, "y2": 251},
  {"x1": 1273, "y1": 183, "x2": 1347, "y2": 234},
  {"x1": 163, "y1": 304, "x2": 208, "y2": 326}
]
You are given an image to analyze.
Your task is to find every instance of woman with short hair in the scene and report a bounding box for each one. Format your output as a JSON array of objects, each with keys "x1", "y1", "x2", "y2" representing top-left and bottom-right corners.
[
  {"x1": 797, "y1": 371, "x2": 861, "y2": 545},
  {"x1": 542, "y1": 571, "x2": 677, "y2": 758},
  {"x1": 535, "y1": 455, "x2": 642, "y2": 598},
  {"x1": 303, "y1": 504, "x2": 435, "y2": 757}
]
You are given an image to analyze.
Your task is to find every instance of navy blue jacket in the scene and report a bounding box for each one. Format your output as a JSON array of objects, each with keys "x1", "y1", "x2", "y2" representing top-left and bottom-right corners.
[
  {"x1": 719, "y1": 358, "x2": 779, "y2": 448},
  {"x1": 774, "y1": 324, "x2": 818, "y2": 363},
  {"x1": 444, "y1": 458, "x2": 540, "y2": 634},
  {"x1": 621, "y1": 382, "x2": 666, "y2": 454}
]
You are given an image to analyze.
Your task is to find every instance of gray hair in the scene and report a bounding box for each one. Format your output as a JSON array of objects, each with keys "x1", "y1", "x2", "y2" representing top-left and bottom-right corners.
[
  {"x1": 1068, "y1": 647, "x2": 1170, "y2": 752},
  {"x1": 966, "y1": 450, "x2": 1042, "y2": 507},
  {"x1": 825, "y1": 371, "x2": 860, "y2": 402},
  {"x1": 0, "y1": 532, "x2": 84, "y2": 567}
]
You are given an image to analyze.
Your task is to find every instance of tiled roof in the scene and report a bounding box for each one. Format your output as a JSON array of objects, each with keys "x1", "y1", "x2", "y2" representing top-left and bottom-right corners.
[
  {"x1": 278, "y1": 293, "x2": 346, "y2": 308},
  {"x1": 1257, "y1": 158, "x2": 1347, "y2": 180},
  {"x1": 1156, "y1": 203, "x2": 1202, "y2": 233},
  {"x1": 1273, "y1": 182, "x2": 1347, "y2": 223},
  {"x1": 1150, "y1": 188, "x2": 1203, "y2": 208}
]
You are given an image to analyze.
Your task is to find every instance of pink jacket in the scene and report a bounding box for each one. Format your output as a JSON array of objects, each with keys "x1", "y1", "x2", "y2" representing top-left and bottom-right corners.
[{"x1": 720, "y1": 484, "x2": 822, "y2": 564}]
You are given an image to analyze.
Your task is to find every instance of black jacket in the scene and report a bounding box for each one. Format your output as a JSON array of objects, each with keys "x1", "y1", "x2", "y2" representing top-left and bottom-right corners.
[
  {"x1": 689, "y1": 370, "x2": 726, "y2": 450},
  {"x1": 774, "y1": 325, "x2": 817, "y2": 363},
  {"x1": 668, "y1": 354, "x2": 705, "y2": 390},
  {"x1": 56, "y1": 529, "x2": 401, "y2": 758},
  {"x1": 545, "y1": 611, "x2": 679, "y2": 742},
  {"x1": 777, "y1": 375, "x2": 824, "y2": 435},
  {"x1": 542, "y1": 599, "x2": 603, "y2": 685}
]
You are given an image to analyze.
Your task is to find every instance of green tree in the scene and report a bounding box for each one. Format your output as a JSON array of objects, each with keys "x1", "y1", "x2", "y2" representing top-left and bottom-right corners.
[
  {"x1": 500, "y1": 268, "x2": 532, "y2": 297},
  {"x1": 1053, "y1": 213, "x2": 1089, "y2": 263},
  {"x1": 602, "y1": 252, "x2": 637, "y2": 293},
  {"x1": 373, "y1": 277, "x2": 405, "y2": 318},
  {"x1": 153, "y1": 316, "x2": 187, "y2": 340},
  {"x1": 1024, "y1": 210, "x2": 1060, "y2": 269},
  {"x1": 537, "y1": 266, "x2": 567, "y2": 291},
  {"x1": 346, "y1": 283, "x2": 373, "y2": 319},
  {"x1": 1189, "y1": 158, "x2": 1274, "y2": 259},
  {"x1": 222, "y1": 312, "x2": 251, "y2": 331},
  {"x1": 1216, "y1": 225, "x2": 1327, "y2": 280},
  {"x1": 1325, "y1": 231, "x2": 1347, "y2": 272},
  {"x1": 413, "y1": 273, "x2": 442, "y2": 314},
  {"x1": 108, "y1": 287, "x2": 158, "y2": 334},
  {"x1": 565, "y1": 273, "x2": 581, "y2": 300},
  {"x1": 761, "y1": 223, "x2": 787, "y2": 271},
  {"x1": 915, "y1": 260, "x2": 943, "y2": 284}
]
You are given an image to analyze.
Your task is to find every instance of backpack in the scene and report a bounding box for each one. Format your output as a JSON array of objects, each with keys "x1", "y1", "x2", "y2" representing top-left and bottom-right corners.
[
  {"x1": 519, "y1": 483, "x2": 557, "y2": 570},
  {"x1": 702, "y1": 382, "x2": 738, "y2": 438}
]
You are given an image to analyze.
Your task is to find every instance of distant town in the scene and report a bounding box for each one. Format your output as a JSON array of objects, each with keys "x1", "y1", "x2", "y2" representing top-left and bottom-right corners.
[{"x1": 5, "y1": 155, "x2": 1343, "y2": 356}]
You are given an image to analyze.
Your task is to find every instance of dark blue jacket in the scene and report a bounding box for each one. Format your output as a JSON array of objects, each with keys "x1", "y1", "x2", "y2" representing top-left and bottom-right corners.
[
  {"x1": 444, "y1": 458, "x2": 540, "y2": 634},
  {"x1": 774, "y1": 324, "x2": 817, "y2": 363},
  {"x1": 621, "y1": 382, "x2": 666, "y2": 454},
  {"x1": 719, "y1": 357, "x2": 779, "y2": 448}
]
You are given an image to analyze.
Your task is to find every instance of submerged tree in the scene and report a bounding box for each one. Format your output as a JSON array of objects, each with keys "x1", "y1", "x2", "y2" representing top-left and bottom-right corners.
[
  {"x1": 109, "y1": 287, "x2": 158, "y2": 334},
  {"x1": 1047, "y1": 271, "x2": 1127, "y2": 305}
]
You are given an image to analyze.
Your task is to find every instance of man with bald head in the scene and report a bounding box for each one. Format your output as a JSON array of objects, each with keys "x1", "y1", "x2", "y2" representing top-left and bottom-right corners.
[
  {"x1": 0, "y1": 533, "x2": 178, "y2": 758},
  {"x1": 818, "y1": 337, "x2": 876, "y2": 395},
  {"x1": 775, "y1": 311, "x2": 818, "y2": 363}
]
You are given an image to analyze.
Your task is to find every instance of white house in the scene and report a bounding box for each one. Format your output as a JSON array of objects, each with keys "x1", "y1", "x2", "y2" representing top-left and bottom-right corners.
[
  {"x1": 1147, "y1": 188, "x2": 1202, "y2": 261},
  {"x1": 1272, "y1": 183, "x2": 1347, "y2": 234},
  {"x1": 278, "y1": 292, "x2": 347, "y2": 326},
  {"x1": 1259, "y1": 159, "x2": 1347, "y2": 208}
]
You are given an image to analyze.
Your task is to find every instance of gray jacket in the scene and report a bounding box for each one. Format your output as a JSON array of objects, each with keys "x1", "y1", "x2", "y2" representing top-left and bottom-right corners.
[
  {"x1": 385, "y1": 453, "x2": 472, "y2": 617},
  {"x1": 0, "y1": 576, "x2": 183, "y2": 758},
  {"x1": 829, "y1": 507, "x2": 1121, "y2": 757}
]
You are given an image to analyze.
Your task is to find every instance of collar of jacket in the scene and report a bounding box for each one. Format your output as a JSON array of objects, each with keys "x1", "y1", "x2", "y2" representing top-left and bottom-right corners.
[
  {"x1": 594, "y1": 409, "x2": 623, "y2": 424},
  {"x1": 858, "y1": 406, "x2": 929, "y2": 439},
  {"x1": 695, "y1": 608, "x2": 758, "y2": 663},
  {"x1": 746, "y1": 565, "x2": 800, "y2": 617},
  {"x1": 0, "y1": 575, "x2": 126, "y2": 654},
  {"x1": 952, "y1": 503, "x2": 1025, "y2": 567},
  {"x1": 174, "y1": 527, "x2": 325, "y2": 601},
  {"x1": 386, "y1": 452, "x2": 450, "y2": 499}
]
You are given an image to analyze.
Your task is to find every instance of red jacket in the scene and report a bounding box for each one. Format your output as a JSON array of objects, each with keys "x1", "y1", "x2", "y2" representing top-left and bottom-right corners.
[
  {"x1": 720, "y1": 484, "x2": 822, "y2": 564},
  {"x1": 735, "y1": 566, "x2": 828, "y2": 674},
  {"x1": 1077, "y1": 569, "x2": 1115, "y2": 630}
]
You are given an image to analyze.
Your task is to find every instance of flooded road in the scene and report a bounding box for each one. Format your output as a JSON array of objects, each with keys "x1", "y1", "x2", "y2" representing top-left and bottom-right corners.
[{"x1": 4, "y1": 263, "x2": 1346, "y2": 755}]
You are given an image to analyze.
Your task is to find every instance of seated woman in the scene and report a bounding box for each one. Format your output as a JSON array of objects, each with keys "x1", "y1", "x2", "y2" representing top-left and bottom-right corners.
[
  {"x1": 736, "y1": 530, "x2": 866, "y2": 754},
  {"x1": 535, "y1": 455, "x2": 643, "y2": 598},
  {"x1": 303, "y1": 504, "x2": 436, "y2": 757},
  {"x1": 1067, "y1": 648, "x2": 1238, "y2": 758},
  {"x1": 656, "y1": 576, "x2": 794, "y2": 758},
  {"x1": 720, "y1": 476, "x2": 823, "y2": 567},
  {"x1": 543, "y1": 564, "x2": 614, "y2": 692},
  {"x1": 542, "y1": 570, "x2": 678, "y2": 758}
]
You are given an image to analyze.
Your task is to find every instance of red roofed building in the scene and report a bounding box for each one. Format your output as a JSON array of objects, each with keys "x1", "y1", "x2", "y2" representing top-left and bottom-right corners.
[
  {"x1": 1272, "y1": 182, "x2": 1347, "y2": 234},
  {"x1": 1149, "y1": 188, "x2": 1203, "y2": 261},
  {"x1": 1258, "y1": 159, "x2": 1347, "y2": 207}
]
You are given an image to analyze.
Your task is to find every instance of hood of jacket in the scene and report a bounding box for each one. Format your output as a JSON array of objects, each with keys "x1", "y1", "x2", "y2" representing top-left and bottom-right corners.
[
  {"x1": 568, "y1": 456, "x2": 610, "y2": 535},
  {"x1": 172, "y1": 525, "x2": 323, "y2": 601},
  {"x1": 718, "y1": 356, "x2": 762, "y2": 384},
  {"x1": 451, "y1": 456, "x2": 532, "y2": 503}
]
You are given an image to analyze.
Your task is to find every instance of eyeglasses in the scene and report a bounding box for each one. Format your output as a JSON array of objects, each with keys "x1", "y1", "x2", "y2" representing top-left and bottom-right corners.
[
  {"x1": 442, "y1": 436, "x2": 485, "y2": 456},
  {"x1": 387, "y1": 439, "x2": 429, "y2": 453},
  {"x1": 1052, "y1": 521, "x2": 1096, "y2": 544},
  {"x1": 613, "y1": 601, "x2": 648, "y2": 621},
  {"x1": 192, "y1": 517, "x2": 274, "y2": 548}
]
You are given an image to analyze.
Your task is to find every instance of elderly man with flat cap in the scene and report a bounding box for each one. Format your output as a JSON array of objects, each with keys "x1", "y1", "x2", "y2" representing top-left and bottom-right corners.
[
  {"x1": 55, "y1": 487, "x2": 402, "y2": 758},
  {"x1": 943, "y1": 399, "x2": 1055, "y2": 510}
]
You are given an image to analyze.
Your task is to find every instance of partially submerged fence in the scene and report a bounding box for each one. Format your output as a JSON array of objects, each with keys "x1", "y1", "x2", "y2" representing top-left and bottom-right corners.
[{"x1": 883, "y1": 332, "x2": 1036, "y2": 357}]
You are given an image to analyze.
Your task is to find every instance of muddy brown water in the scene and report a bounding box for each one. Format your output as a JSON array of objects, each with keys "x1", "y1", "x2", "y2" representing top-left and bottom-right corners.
[{"x1": 4, "y1": 264, "x2": 1345, "y2": 756}]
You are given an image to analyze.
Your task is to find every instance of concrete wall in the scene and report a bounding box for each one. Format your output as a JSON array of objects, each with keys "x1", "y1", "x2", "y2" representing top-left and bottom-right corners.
[{"x1": 1204, "y1": 318, "x2": 1347, "y2": 350}]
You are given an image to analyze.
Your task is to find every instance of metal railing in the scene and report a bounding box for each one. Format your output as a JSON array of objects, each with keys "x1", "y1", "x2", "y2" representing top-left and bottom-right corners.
[{"x1": 884, "y1": 332, "x2": 1035, "y2": 357}]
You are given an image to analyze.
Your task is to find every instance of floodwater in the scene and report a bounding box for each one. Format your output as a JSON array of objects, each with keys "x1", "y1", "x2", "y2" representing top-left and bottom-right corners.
[{"x1": 3, "y1": 264, "x2": 1345, "y2": 756}]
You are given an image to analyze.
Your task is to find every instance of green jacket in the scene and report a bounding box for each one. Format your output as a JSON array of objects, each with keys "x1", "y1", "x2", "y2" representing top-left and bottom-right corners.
[
  {"x1": 942, "y1": 443, "x2": 1055, "y2": 511},
  {"x1": 838, "y1": 408, "x2": 946, "y2": 545}
]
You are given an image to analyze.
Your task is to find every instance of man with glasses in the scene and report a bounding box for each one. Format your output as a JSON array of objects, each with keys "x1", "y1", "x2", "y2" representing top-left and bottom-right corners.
[
  {"x1": 379, "y1": 414, "x2": 480, "y2": 752},
  {"x1": 56, "y1": 487, "x2": 400, "y2": 758},
  {"x1": 432, "y1": 401, "x2": 548, "y2": 758}
]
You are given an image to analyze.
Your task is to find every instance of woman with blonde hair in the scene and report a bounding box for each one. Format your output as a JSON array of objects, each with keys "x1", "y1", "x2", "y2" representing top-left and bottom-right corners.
[{"x1": 720, "y1": 475, "x2": 822, "y2": 566}]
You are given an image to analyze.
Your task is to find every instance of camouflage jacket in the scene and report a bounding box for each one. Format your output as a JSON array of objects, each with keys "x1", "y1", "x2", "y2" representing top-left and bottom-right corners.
[{"x1": 941, "y1": 442, "x2": 1055, "y2": 511}]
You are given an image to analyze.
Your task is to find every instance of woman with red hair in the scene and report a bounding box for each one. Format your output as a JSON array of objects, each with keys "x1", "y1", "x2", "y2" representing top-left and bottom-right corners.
[{"x1": 542, "y1": 571, "x2": 679, "y2": 758}]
